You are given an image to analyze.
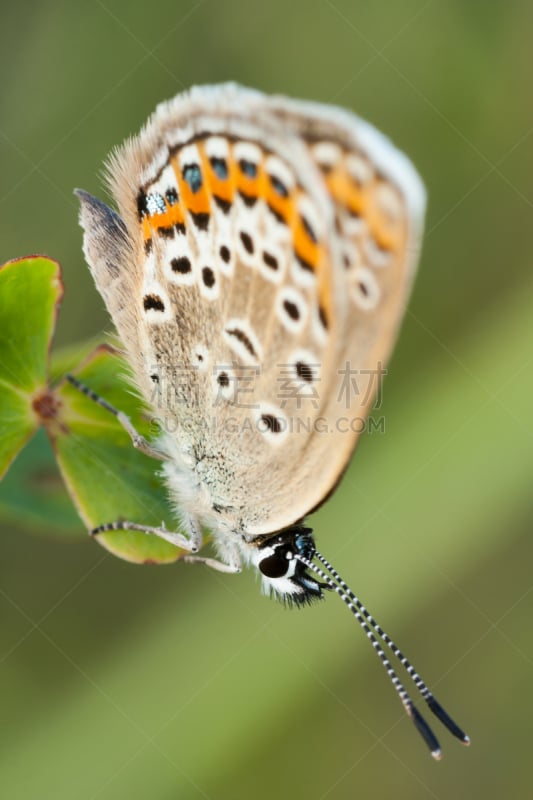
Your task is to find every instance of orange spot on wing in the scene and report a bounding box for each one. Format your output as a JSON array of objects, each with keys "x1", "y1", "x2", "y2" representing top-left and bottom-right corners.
[
  {"x1": 365, "y1": 180, "x2": 406, "y2": 252},
  {"x1": 142, "y1": 217, "x2": 152, "y2": 241},
  {"x1": 235, "y1": 170, "x2": 259, "y2": 202},
  {"x1": 326, "y1": 167, "x2": 363, "y2": 217},
  {"x1": 172, "y1": 156, "x2": 211, "y2": 217},
  {"x1": 326, "y1": 161, "x2": 404, "y2": 252},
  {"x1": 198, "y1": 141, "x2": 235, "y2": 204},
  {"x1": 293, "y1": 215, "x2": 319, "y2": 272},
  {"x1": 264, "y1": 181, "x2": 292, "y2": 224},
  {"x1": 142, "y1": 199, "x2": 185, "y2": 240},
  {"x1": 290, "y1": 190, "x2": 333, "y2": 329}
]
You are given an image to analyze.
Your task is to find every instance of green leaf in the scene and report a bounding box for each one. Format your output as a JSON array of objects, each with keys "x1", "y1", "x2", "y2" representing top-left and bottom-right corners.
[
  {"x1": 49, "y1": 334, "x2": 117, "y2": 384},
  {"x1": 50, "y1": 344, "x2": 184, "y2": 564},
  {"x1": 0, "y1": 427, "x2": 81, "y2": 535},
  {"x1": 0, "y1": 256, "x2": 63, "y2": 479}
]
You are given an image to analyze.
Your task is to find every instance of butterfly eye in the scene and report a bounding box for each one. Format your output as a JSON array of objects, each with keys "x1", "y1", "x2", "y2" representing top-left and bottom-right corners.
[{"x1": 258, "y1": 550, "x2": 291, "y2": 579}]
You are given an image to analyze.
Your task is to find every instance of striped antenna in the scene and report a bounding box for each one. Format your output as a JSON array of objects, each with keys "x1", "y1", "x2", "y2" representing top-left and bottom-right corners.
[
  {"x1": 314, "y1": 550, "x2": 470, "y2": 747},
  {"x1": 294, "y1": 550, "x2": 470, "y2": 759}
]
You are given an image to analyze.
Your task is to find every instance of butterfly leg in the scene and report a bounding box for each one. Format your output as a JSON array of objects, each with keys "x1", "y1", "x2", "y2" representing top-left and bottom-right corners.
[
  {"x1": 92, "y1": 514, "x2": 203, "y2": 553},
  {"x1": 66, "y1": 374, "x2": 167, "y2": 461},
  {"x1": 183, "y1": 545, "x2": 243, "y2": 574}
]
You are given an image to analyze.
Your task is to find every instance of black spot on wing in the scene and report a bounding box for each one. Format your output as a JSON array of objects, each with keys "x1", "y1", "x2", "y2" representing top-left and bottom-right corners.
[
  {"x1": 260, "y1": 414, "x2": 282, "y2": 433},
  {"x1": 165, "y1": 187, "x2": 179, "y2": 205},
  {"x1": 137, "y1": 189, "x2": 148, "y2": 219},
  {"x1": 225, "y1": 326, "x2": 258, "y2": 358},
  {"x1": 296, "y1": 361, "x2": 314, "y2": 382},
  {"x1": 240, "y1": 231, "x2": 254, "y2": 255},
  {"x1": 191, "y1": 211, "x2": 210, "y2": 231},
  {"x1": 238, "y1": 190, "x2": 257, "y2": 208},
  {"x1": 157, "y1": 226, "x2": 175, "y2": 239},
  {"x1": 202, "y1": 266, "x2": 216, "y2": 288},
  {"x1": 283, "y1": 300, "x2": 300, "y2": 321},
  {"x1": 214, "y1": 195, "x2": 231, "y2": 214},
  {"x1": 143, "y1": 294, "x2": 165, "y2": 312},
  {"x1": 262, "y1": 251, "x2": 278, "y2": 270},
  {"x1": 171, "y1": 256, "x2": 191, "y2": 274}
]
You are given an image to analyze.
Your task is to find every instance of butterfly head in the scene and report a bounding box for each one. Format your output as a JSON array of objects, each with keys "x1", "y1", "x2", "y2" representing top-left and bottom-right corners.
[{"x1": 252, "y1": 526, "x2": 328, "y2": 605}]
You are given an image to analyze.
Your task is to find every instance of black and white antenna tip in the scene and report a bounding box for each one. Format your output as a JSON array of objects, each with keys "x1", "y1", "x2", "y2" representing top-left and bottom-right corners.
[{"x1": 296, "y1": 546, "x2": 472, "y2": 760}]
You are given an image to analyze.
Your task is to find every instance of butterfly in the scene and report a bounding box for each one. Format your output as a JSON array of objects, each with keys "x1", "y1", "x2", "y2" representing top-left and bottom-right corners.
[{"x1": 74, "y1": 83, "x2": 469, "y2": 758}]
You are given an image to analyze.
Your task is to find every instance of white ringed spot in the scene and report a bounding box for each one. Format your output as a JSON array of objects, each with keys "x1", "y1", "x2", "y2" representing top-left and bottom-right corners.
[
  {"x1": 375, "y1": 182, "x2": 404, "y2": 224},
  {"x1": 223, "y1": 318, "x2": 263, "y2": 365},
  {"x1": 277, "y1": 287, "x2": 307, "y2": 333},
  {"x1": 212, "y1": 365, "x2": 236, "y2": 402},
  {"x1": 254, "y1": 403, "x2": 289, "y2": 446},
  {"x1": 364, "y1": 236, "x2": 393, "y2": 269},
  {"x1": 351, "y1": 266, "x2": 380, "y2": 310},
  {"x1": 289, "y1": 349, "x2": 321, "y2": 384},
  {"x1": 141, "y1": 280, "x2": 172, "y2": 323},
  {"x1": 191, "y1": 344, "x2": 209, "y2": 372},
  {"x1": 312, "y1": 142, "x2": 342, "y2": 170},
  {"x1": 346, "y1": 153, "x2": 373, "y2": 186}
]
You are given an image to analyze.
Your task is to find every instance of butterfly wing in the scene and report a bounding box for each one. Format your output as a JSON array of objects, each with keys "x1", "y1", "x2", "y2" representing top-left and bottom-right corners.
[
  {"x1": 78, "y1": 84, "x2": 424, "y2": 537},
  {"x1": 261, "y1": 94, "x2": 426, "y2": 518}
]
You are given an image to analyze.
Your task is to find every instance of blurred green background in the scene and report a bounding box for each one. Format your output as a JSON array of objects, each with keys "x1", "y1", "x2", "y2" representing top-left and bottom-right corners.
[{"x1": 1, "y1": 1, "x2": 532, "y2": 798}]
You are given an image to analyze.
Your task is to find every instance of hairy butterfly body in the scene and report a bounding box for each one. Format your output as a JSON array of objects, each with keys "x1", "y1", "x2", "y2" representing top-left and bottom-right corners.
[{"x1": 75, "y1": 83, "x2": 469, "y2": 758}]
